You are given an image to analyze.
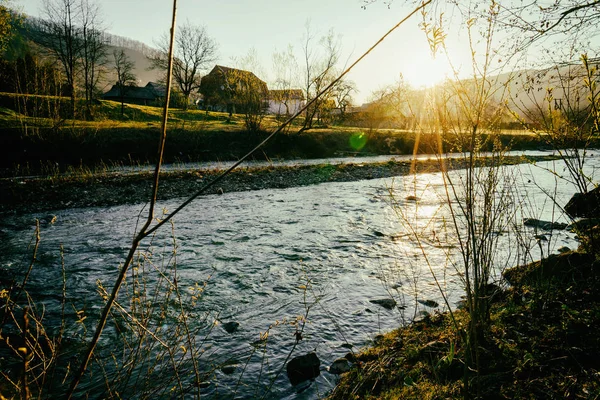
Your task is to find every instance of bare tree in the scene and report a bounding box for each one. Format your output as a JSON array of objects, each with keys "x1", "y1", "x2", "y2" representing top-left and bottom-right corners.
[
  {"x1": 300, "y1": 23, "x2": 342, "y2": 130},
  {"x1": 232, "y1": 49, "x2": 269, "y2": 132},
  {"x1": 38, "y1": 0, "x2": 82, "y2": 118},
  {"x1": 29, "y1": 0, "x2": 107, "y2": 119},
  {"x1": 496, "y1": 0, "x2": 600, "y2": 53},
  {"x1": 271, "y1": 44, "x2": 300, "y2": 115},
  {"x1": 150, "y1": 21, "x2": 217, "y2": 109},
  {"x1": 360, "y1": 80, "x2": 413, "y2": 130},
  {"x1": 332, "y1": 79, "x2": 356, "y2": 121},
  {"x1": 113, "y1": 49, "x2": 136, "y2": 117},
  {"x1": 79, "y1": 0, "x2": 106, "y2": 119}
]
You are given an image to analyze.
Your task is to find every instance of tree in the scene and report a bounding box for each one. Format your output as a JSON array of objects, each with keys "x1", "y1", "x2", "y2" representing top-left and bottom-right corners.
[
  {"x1": 271, "y1": 45, "x2": 300, "y2": 116},
  {"x1": 79, "y1": 0, "x2": 106, "y2": 118},
  {"x1": 332, "y1": 79, "x2": 356, "y2": 121},
  {"x1": 38, "y1": 0, "x2": 82, "y2": 118},
  {"x1": 300, "y1": 23, "x2": 342, "y2": 130},
  {"x1": 113, "y1": 49, "x2": 136, "y2": 117},
  {"x1": 27, "y1": 0, "x2": 107, "y2": 119},
  {"x1": 0, "y1": 1, "x2": 16, "y2": 55},
  {"x1": 497, "y1": 0, "x2": 600, "y2": 54},
  {"x1": 150, "y1": 21, "x2": 217, "y2": 109},
  {"x1": 231, "y1": 49, "x2": 269, "y2": 132}
]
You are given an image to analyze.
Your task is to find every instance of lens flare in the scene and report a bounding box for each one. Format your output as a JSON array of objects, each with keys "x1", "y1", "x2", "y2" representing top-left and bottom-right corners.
[{"x1": 349, "y1": 132, "x2": 367, "y2": 151}]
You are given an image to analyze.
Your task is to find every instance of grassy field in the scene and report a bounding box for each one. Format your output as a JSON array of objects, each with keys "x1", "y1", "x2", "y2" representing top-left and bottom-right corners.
[{"x1": 0, "y1": 93, "x2": 564, "y2": 177}]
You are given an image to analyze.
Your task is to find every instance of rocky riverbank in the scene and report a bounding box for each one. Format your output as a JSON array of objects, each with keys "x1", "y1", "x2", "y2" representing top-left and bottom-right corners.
[
  {"x1": 0, "y1": 155, "x2": 561, "y2": 215},
  {"x1": 328, "y1": 185, "x2": 600, "y2": 399}
]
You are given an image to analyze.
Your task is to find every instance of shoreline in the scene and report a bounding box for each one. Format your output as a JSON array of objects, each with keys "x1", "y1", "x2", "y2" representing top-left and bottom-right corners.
[{"x1": 0, "y1": 155, "x2": 557, "y2": 215}]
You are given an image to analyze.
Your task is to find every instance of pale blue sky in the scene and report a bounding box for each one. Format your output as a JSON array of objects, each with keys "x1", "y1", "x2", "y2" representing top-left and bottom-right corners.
[{"x1": 14, "y1": 0, "x2": 473, "y2": 103}]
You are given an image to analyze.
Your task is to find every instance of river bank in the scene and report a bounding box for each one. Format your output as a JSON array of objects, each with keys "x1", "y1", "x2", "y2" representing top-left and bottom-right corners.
[
  {"x1": 0, "y1": 154, "x2": 559, "y2": 215},
  {"x1": 327, "y1": 180, "x2": 600, "y2": 399},
  {"x1": 328, "y1": 248, "x2": 600, "y2": 399}
]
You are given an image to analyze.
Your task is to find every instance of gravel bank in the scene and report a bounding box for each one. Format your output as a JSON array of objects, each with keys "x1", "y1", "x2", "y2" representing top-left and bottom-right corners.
[{"x1": 0, "y1": 155, "x2": 553, "y2": 215}]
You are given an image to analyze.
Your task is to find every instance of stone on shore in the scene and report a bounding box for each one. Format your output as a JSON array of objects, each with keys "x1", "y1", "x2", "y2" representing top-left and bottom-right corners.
[
  {"x1": 328, "y1": 358, "x2": 351, "y2": 375},
  {"x1": 564, "y1": 186, "x2": 600, "y2": 218},
  {"x1": 417, "y1": 299, "x2": 439, "y2": 308}
]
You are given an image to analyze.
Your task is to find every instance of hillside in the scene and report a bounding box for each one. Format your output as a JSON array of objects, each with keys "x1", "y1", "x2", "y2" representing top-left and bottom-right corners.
[
  {"x1": 102, "y1": 43, "x2": 163, "y2": 91},
  {"x1": 7, "y1": 13, "x2": 162, "y2": 94}
]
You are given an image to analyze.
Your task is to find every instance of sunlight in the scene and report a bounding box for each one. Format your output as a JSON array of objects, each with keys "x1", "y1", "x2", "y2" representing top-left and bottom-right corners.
[{"x1": 403, "y1": 55, "x2": 453, "y2": 89}]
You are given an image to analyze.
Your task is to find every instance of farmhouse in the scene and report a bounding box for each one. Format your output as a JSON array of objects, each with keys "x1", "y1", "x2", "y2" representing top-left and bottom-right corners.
[
  {"x1": 267, "y1": 89, "x2": 305, "y2": 115},
  {"x1": 199, "y1": 65, "x2": 268, "y2": 113},
  {"x1": 102, "y1": 82, "x2": 165, "y2": 105}
]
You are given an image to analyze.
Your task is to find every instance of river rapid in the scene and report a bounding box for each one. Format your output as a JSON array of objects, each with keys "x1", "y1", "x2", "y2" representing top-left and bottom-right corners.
[{"x1": 1, "y1": 151, "x2": 597, "y2": 399}]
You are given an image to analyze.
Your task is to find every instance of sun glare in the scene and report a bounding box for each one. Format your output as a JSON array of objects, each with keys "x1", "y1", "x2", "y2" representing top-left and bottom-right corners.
[{"x1": 403, "y1": 56, "x2": 453, "y2": 89}]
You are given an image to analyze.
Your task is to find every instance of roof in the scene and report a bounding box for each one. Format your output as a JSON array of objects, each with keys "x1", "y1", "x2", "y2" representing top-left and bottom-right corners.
[
  {"x1": 207, "y1": 65, "x2": 267, "y2": 87},
  {"x1": 103, "y1": 82, "x2": 164, "y2": 101},
  {"x1": 145, "y1": 82, "x2": 166, "y2": 96},
  {"x1": 268, "y1": 89, "x2": 305, "y2": 100}
]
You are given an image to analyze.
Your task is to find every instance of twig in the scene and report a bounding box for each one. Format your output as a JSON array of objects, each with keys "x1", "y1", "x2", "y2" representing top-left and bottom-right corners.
[
  {"x1": 65, "y1": 2, "x2": 179, "y2": 397},
  {"x1": 143, "y1": 0, "x2": 433, "y2": 238},
  {"x1": 65, "y1": 0, "x2": 432, "y2": 397}
]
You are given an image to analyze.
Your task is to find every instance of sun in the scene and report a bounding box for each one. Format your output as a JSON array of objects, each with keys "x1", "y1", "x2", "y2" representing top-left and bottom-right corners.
[{"x1": 402, "y1": 54, "x2": 454, "y2": 88}]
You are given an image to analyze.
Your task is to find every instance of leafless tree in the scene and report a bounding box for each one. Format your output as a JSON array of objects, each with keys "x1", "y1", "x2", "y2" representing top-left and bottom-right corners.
[
  {"x1": 271, "y1": 45, "x2": 300, "y2": 115},
  {"x1": 39, "y1": 0, "x2": 82, "y2": 117},
  {"x1": 79, "y1": 0, "x2": 106, "y2": 119},
  {"x1": 232, "y1": 49, "x2": 269, "y2": 132},
  {"x1": 113, "y1": 49, "x2": 136, "y2": 117},
  {"x1": 332, "y1": 79, "x2": 356, "y2": 120},
  {"x1": 495, "y1": 0, "x2": 600, "y2": 54},
  {"x1": 150, "y1": 21, "x2": 217, "y2": 109},
  {"x1": 362, "y1": 79, "x2": 413, "y2": 130},
  {"x1": 300, "y1": 23, "x2": 342, "y2": 130}
]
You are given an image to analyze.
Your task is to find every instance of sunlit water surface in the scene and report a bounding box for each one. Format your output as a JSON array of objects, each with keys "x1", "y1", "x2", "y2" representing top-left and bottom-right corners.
[{"x1": 1, "y1": 151, "x2": 597, "y2": 399}]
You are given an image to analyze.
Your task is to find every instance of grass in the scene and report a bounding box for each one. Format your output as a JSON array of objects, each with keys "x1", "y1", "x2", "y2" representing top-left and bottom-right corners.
[
  {"x1": 2, "y1": 93, "x2": 588, "y2": 180},
  {"x1": 329, "y1": 249, "x2": 600, "y2": 399}
]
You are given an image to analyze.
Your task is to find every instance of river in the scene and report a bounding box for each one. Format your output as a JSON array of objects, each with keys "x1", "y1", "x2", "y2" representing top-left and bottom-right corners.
[{"x1": 0, "y1": 151, "x2": 596, "y2": 399}]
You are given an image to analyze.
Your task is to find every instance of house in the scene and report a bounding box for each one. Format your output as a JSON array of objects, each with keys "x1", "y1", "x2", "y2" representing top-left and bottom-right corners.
[
  {"x1": 267, "y1": 89, "x2": 305, "y2": 115},
  {"x1": 199, "y1": 65, "x2": 268, "y2": 113},
  {"x1": 102, "y1": 81, "x2": 165, "y2": 105}
]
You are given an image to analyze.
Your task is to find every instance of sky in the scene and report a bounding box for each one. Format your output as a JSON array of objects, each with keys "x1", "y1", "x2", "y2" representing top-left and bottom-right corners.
[{"x1": 13, "y1": 0, "x2": 475, "y2": 104}]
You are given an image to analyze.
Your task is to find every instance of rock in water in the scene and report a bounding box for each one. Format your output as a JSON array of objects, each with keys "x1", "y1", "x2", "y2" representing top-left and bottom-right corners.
[
  {"x1": 222, "y1": 321, "x2": 239, "y2": 334},
  {"x1": 523, "y1": 218, "x2": 567, "y2": 230},
  {"x1": 328, "y1": 358, "x2": 351, "y2": 375},
  {"x1": 221, "y1": 365, "x2": 236, "y2": 375},
  {"x1": 369, "y1": 298, "x2": 396, "y2": 310},
  {"x1": 286, "y1": 352, "x2": 320, "y2": 386},
  {"x1": 417, "y1": 299, "x2": 439, "y2": 308}
]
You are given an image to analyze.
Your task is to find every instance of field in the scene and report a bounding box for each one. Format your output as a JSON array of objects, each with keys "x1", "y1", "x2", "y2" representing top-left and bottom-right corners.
[{"x1": 0, "y1": 93, "x2": 553, "y2": 177}]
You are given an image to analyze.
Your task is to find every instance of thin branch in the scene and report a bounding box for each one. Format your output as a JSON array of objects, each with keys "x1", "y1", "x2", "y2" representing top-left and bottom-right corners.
[
  {"x1": 144, "y1": 0, "x2": 433, "y2": 238},
  {"x1": 65, "y1": 2, "x2": 179, "y2": 397}
]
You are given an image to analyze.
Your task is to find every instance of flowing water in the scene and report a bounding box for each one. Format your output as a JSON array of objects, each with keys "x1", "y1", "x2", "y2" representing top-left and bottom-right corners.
[{"x1": 0, "y1": 151, "x2": 597, "y2": 399}]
